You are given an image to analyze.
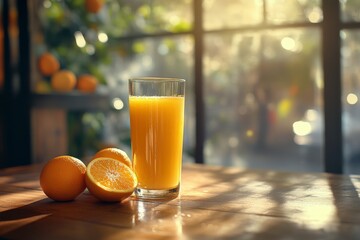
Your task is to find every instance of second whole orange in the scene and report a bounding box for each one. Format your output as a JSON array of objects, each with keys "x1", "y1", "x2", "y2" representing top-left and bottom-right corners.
[{"x1": 92, "y1": 148, "x2": 132, "y2": 168}]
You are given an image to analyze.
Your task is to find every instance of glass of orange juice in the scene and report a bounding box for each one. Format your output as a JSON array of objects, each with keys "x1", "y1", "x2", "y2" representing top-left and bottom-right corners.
[{"x1": 129, "y1": 77, "x2": 185, "y2": 200}]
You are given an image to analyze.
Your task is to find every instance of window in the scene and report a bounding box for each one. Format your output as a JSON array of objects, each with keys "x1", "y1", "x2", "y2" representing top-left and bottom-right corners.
[
  {"x1": 202, "y1": 0, "x2": 324, "y2": 172},
  {"x1": 1, "y1": 1, "x2": 359, "y2": 174},
  {"x1": 341, "y1": 0, "x2": 360, "y2": 173}
]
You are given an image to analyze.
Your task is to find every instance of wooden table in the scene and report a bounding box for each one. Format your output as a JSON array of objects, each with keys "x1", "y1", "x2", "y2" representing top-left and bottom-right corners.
[{"x1": 1, "y1": 163, "x2": 360, "y2": 239}]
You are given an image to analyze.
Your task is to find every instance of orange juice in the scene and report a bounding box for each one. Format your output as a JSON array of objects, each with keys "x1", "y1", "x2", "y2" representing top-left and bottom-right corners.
[{"x1": 129, "y1": 96, "x2": 184, "y2": 190}]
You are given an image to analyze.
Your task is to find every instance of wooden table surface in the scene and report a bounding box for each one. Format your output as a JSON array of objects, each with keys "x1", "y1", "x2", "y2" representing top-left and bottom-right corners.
[{"x1": 1, "y1": 163, "x2": 360, "y2": 239}]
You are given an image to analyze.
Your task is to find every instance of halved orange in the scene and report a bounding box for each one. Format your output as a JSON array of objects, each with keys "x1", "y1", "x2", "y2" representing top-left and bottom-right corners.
[
  {"x1": 92, "y1": 148, "x2": 132, "y2": 168},
  {"x1": 85, "y1": 157, "x2": 137, "y2": 202}
]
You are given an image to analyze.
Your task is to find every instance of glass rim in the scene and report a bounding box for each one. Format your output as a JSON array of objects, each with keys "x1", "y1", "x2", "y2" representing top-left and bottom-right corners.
[{"x1": 129, "y1": 77, "x2": 186, "y2": 83}]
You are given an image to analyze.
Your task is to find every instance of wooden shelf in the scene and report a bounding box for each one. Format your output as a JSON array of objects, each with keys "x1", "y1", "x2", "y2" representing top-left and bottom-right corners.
[{"x1": 31, "y1": 92, "x2": 115, "y2": 111}]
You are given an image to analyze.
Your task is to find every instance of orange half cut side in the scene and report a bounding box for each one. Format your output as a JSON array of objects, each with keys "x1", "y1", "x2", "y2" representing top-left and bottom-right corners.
[{"x1": 85, "y1": 157, "x2": 137, "y2": 202}]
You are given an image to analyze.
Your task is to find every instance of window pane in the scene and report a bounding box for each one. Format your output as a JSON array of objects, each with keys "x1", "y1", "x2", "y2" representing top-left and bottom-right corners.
[
  {"x1": 34, "y1": 0, "x2": 192, "y2": 92},
  {"x1": 39, "y1": 0, "x2": 192, "y2": 36},
  {"x1": 31, "y1": 0, "x2": 195, "y2": 162},
  {"x1": 106, "y1": 0, "x2": 193, "y2": 35},
  {"x1": 266, "y1": 0, "x2": 322, "y2": 24},
  {"x1": 204, "y1": 28, "x2": 323, "y2": 172},
  {"x1": 0, "y1": 0, "x2": 2, "y2": 164},
  {"x1": 0, "y1": 1, "x2": 3, "y2": 91},
  {"x1": 203, "y1": 0, "x2": 263, "y2": 30},
  {"x1": 341, "y1": 0, "x2": 360, "y2": 22},
  {"x1": 341, "y1": 30, "x2": 360, "y2": 174}
]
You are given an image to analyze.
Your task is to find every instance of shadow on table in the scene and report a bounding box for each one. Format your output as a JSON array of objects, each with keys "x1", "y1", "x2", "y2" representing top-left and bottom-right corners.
[
  {"x1": 172, "y1": 165, "x2": 360, "y2": 239},
  {"x1": 0, "y1": 192, "x2": 161, "y2": 239},
  {"x1": 327, "y1": 174, "x2": 360, "y2": 226}
]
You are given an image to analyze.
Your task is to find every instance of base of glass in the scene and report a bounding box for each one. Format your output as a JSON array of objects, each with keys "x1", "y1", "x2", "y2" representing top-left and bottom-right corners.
[{"x1": 135, "y1": 184, "x2": 180, "y2": 200}]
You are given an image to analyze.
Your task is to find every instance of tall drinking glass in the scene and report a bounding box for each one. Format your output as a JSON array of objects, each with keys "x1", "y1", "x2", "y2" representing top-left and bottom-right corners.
[{"x1": 129, "y1": 77, "x2": 185, "y2": 200}]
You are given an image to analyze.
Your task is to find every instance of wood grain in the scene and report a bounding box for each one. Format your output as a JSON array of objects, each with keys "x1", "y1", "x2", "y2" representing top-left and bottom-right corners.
[{"x1": 1, "y1": 164, "x2": 360, "y2": 239}]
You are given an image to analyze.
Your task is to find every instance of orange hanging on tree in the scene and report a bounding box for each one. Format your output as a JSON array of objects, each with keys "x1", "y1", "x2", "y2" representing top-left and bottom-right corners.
[
  {"x1": 77, "y1": 74, "x2": 98, "y2": 93},
  {"x1": 85, "y1": 0, "x2": 104, "y2": 14},
  {"x1": 38, "y1": 52, "x2": 60, "y2": 77},
  {"x1": 51, "y1": 70, "x2": 77, "y2": 92}
]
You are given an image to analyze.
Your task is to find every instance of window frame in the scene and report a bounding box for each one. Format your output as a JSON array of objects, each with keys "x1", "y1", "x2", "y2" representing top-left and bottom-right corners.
[{"x1": 192, "y1": 0, "x2": 344, "y2": 173}]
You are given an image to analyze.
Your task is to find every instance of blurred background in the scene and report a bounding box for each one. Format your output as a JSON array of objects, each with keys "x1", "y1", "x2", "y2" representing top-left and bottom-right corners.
[{"x1": 0, "y1": 0, "x2": 359, "y2": 174}]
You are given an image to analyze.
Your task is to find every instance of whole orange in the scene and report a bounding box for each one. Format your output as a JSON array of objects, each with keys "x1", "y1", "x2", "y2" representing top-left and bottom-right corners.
[
  {"x1": 40, "y1": 155, "x2": 86, "y2": 201},
  {"x1": 38, "y1": 52, "x2": 60, "y2": 77},
  {"x1": 77, "y1": 74, "x2": 98, "y2": 93},
  {"x1": 92, "y1": 148, "x2": 132, "y2": 168},
  {"x1": 51, "y1": 70, "x2": 76, "y2": 92}
]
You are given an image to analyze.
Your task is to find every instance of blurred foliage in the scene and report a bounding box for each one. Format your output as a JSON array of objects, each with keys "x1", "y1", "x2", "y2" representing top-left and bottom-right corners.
[
  {"x1": 38, "y1": 0, "x2": 192, "y2": 84},
  {"x1": 203, "y1": 2, "x2": 321, "y2": 154},
  {"x1": 341, "y1": 0, "x2": 360, "y2": 22},
  {"x1": 68, "y1": 112, "x2": 106, "y2": 158}
]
